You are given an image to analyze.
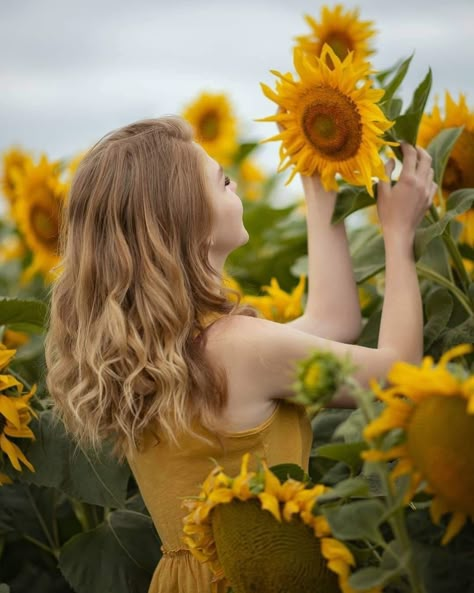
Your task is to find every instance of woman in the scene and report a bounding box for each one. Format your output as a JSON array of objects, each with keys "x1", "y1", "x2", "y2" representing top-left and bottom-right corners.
[{"x1": 45, "y1": 116, "x2": 436, "y2": 592}]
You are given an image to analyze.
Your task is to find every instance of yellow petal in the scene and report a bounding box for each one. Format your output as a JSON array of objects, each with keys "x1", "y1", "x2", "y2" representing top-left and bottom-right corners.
[
  {"x1": 441, "y1": 511, "x2": 467, "y2": 545},
  {"x1": 258, "y1": 492, "x2": 282, "y2": 522}
]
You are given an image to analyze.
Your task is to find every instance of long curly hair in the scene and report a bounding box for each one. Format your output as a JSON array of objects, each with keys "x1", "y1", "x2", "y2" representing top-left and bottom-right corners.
[{"x1": 44, "y1": 116, "x2": 251, "y2": 461}]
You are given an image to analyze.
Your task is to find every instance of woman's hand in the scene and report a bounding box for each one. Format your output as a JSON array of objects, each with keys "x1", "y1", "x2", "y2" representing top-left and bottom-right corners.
[{"x1": 377, "y1": 143, "x2": 437, "y2": 244}]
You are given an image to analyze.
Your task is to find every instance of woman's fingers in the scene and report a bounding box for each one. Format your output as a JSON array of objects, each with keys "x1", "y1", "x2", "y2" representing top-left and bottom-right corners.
[
  {"x1": 415, "y1": 146, "x2": 433, "y2": 182},
  {"x1": 399, "y1": 143, "x2": 418, "y2": 179},
  {"x1": 378, "y1": 158, "x2": 395, "y2": 198}
]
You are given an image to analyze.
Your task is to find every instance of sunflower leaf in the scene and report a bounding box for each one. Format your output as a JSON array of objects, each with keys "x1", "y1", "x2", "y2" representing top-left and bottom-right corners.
[
  {"x1": 322, "y1": 499, "x2": 387, "y2": 541},
  {"x1": 427, "y1": 126, "x2": 464, "y2": 186},
  {"x1": 0, "y1": 585, "x2": 9, "y2": 593},
  {"x1": 415, "y1": 189, "x2": 474, "y2": 256},
  {"x1": 380, "y1": 53, "x2": 414, "y2": 105},
  {"x1": 0, "y1": 297, "x2": 47, "y2": 331},
  {"x1": 312, "y1": 442, "x2": 367, "y2": 474},
  {"x1": 315, "y1": 476, "x2": 370, "y2": 503},
  {"x1": 393, "y1": 68, "x2": 432, "y2": 145},
  {"x1": 348, "y1": 565, "x2": 403, "y2": 589},
  {"x1": 59, "y1": 510, "x2": 161, "y2": 593},
  {"x1": 14, "y1": 410, "x2": 130, "y2": 508},
  {"x1": 350, "y1": 228, "x2": 386, "y2": 283},
  {"x1": 423, "y1": 288, "x2": 454, "y2": 350},
  {"x1": 332, "y1": 185, "x2": 374, "y2": 224},
  {"x1": 268, "y1": 463, "x2": 309, "y2": 484}
]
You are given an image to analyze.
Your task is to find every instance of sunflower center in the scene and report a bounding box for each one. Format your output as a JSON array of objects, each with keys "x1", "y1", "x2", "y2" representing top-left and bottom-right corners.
[
  {"x1": 199, "y1": 111, "x2": 220, "y2": 141},
  {"x1": 212, "y1": 499, "x2": 340, "y2": 593},
  {"x1": 30, "y1": 203, "x2": 59, "y2": 251},
  {"x1": 324, "y1": 32, "x2": 353, "y2": 61},
  {"x1": 443, "y1": 129, "x2": 474, "y2": 192},
  {"x1": 407, "y1": 396, "x2": 474, "y2": 515},
  {"x1": 301, "y1": 87, "x2": 362, "y2": 161}
]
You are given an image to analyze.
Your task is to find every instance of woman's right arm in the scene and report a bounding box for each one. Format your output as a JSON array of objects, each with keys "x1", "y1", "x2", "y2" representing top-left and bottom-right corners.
[{"x1": 206, "y1": 144, "x2": 436, "y2": 407}]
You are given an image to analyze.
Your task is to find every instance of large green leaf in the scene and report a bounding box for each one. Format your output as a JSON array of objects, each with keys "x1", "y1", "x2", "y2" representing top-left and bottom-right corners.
[
  {"x1": 268, "y1": 463, "x2": 309, "y2": 484},
  {"x1": 316, "y1": 476, "x2": 370, "y2": 502},
  {"x1": 423, "y1": 288, "x2": 454, "y2": 350},
  {"x1": 392, "y1": 68, "x2": 432, "y2": 145},
  {"x1": 322, "y1": 499, "x2": 386, "y2": 541},
  {"x1": 351, "y1": 228, "x2": 385, "y2": 283},
  {"x1": 331, "y1": 185, "x2": 374, "y2": 224},
  {"x1": 59, "y1": 510, "x2": 161, "y2": 593},
  {"x1": 13, "y1": 411, "x2": 130, "y2": 508},
  {"x1": 415, "y1": 189, "x2": 474, "y2": 257},
  {"x1": 313, "y1": 442, "x2": 367, "y2": 474},
  {"x1": 427, "y1": 127, "x2": 464, "y2": 186},
  {"x1": 348, "y1": 565, "x2": 403, "y2": 590},
  {"x1": 0, "y1": 297, "x2": 47, "y2": 331},
  {"x1": 380, "y1": 54, "x2": 414, "y2": 105}
]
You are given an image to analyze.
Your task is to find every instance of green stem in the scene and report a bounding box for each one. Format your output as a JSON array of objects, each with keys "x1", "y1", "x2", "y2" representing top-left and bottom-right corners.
[
  {"x1": 429, "y1": 205, "x2": 471, "y2": 295},
  {"x1": 416, "y1": 263, "x2": 472, "y2": 314},
  {"x1": 71, "y1": 500, "x2": 93, "y2": 532},
  {"x1": 353, "y1": 388, "x2": 426, "y2": 593},
  {"x1": 22, "y1": 533, "x2": 58, "y2": 559},
  {"x1": 25, "y1": 487, "x2": 59, "y2": 556}
]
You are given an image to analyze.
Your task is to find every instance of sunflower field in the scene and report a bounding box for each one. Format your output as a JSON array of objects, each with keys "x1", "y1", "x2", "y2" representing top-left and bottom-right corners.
[{"x1": 0, "y1": 4, "x2": 473, "y2": 593}]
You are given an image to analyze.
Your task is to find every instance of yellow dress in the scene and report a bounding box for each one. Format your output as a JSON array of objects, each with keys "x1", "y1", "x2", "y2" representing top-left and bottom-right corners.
[{"x1": 126, "y1": 398, "x2": 313, "y2": 593}]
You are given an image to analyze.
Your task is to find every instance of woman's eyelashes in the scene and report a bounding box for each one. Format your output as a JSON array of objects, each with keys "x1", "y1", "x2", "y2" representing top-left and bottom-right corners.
[{"x1": 224, "y1": 175, "x2": 231, "y2": 187}]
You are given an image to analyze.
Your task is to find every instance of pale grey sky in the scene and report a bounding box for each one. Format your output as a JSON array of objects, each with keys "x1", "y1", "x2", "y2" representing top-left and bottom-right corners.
[{"x1": 1, "y1": 0, "x2": 473, "y2": 182}]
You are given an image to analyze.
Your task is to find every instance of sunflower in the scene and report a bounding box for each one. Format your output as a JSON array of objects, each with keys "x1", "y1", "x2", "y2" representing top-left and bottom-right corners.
[
  {"x1": 1, "y1": 147, "x2": 33, "y2": 207},
  {"x1": 418, "y1": 92, "x2": 474, "y2": 249},
  {"x1": 11, "y1": 155, "x2": 67, "y2": 284},
  {"x1": 295, "y1": 4, "x2": 376, "y2": 68},
  {"x1": 2, "y1": 329, "x2": 30, "y2": 349},
  {"x1": 242, "y1": 276, "x2": 306, "y2": 322},
  {"x1": 182, "y1": 92, "x2": 238, "y2": 166},
  {"x1": 361, "y1": 344, "x2": 474, "y2": 544},
  {"x1": 0, "y1": 344, "x2": 37, "y2": 477},
  {"x1": 258, "y1": 45, "x2": 395, "y2": 195},
  {"x1": 182, "y1": 453, "x2": 380, "y2": 593}
]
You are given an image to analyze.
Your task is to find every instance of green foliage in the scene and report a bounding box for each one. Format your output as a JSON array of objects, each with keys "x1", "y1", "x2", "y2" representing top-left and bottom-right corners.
[
  {"x1": 7, "y1": 411, "x2": 130, "y2": 508},
  {"x1": 58, "y1": 511, "x2": 161, "y2": 593}
]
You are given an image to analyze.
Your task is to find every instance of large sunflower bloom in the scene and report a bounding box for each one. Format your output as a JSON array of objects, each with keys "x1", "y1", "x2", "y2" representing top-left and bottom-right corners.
[
  {"x1": 1, "y1": 147, "x2": 33, "y2": 207},
  {"x1": 362, "y1": 344, "x2": 474, "y2": 544},
  {"x1": 183, "y1": 453, "x2": 380, "y2": 593},
  {"x1": 11, "y1": 155, "x2": 67, "y2": 284},
  {"x1": 417, "y1": 92, "x2": 474, "y2": 248},
  {"x1": 182, "y1": 92, "x2": 238, "y2": 166},
  {"x1": 295, "y1": 4, "x2": 376, "y2": 68},
  {"x1": 258, "y1": 45, "x2": 395, "y2": 195},
  {"x1": 0, "y1": 345, "x2": 37, "y2": 477}
]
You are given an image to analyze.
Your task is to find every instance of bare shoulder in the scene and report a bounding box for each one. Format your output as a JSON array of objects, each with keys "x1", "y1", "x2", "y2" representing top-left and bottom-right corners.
[{"x1": 203, "y1": 312, "x2": 398, "y2": 403}]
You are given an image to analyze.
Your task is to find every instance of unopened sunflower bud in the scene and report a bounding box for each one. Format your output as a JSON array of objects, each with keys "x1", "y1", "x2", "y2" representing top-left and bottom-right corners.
[{"x1": 292, "y1": 350, "x2": 355, "y2": 411}]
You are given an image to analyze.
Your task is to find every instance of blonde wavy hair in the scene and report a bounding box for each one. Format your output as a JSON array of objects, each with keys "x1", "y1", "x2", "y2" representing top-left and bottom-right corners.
[{"x1": 45, "y1": 116, "x2": 252, "y2": 462}]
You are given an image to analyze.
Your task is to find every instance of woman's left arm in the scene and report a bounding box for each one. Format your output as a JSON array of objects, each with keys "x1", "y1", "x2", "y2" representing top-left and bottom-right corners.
[{"x1": 288, "y1": 174, "x2": 362, "y2": 343}]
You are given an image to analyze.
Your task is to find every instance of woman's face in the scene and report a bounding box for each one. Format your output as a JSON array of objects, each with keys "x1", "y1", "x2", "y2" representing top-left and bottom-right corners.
[{"x1": 196, "y1": 145, "x2": 249, "y2": 261}]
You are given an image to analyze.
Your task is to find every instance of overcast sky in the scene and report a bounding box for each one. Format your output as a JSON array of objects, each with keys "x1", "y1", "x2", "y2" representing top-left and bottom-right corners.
[{"x1": 1, "y1": 0, "x2": 473, "y2": 181}]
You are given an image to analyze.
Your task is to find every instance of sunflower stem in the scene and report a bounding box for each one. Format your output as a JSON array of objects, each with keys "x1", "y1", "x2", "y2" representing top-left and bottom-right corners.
[
  {"x1": 22, "y1": 533, "x2": 59, "y2": 559},
  {"x1": 353, "y1": 388, "x2": 427, "y2": 593},
  {"x1": 416, "y1": 263, "x2": 472, "y2": 315},
  {"x1": 428, "y1": 205, "x2": 471, "y2": 297},
  {"x1": 25, "y1": 486, "x2": 60, "y2": 556}
]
